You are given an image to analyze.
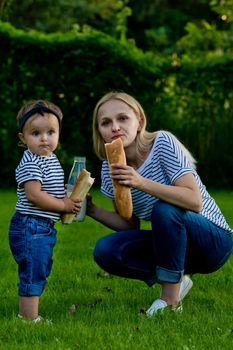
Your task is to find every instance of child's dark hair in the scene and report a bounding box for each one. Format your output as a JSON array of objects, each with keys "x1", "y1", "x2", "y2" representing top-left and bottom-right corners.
[{"x1": 17, "y1": 100, "x2": 63, "y2": 132}]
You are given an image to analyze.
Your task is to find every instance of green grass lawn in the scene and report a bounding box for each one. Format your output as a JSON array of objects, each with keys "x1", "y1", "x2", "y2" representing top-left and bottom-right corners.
[{"x1": 0, "y1": 188, "x2": 232, "y2": 350}]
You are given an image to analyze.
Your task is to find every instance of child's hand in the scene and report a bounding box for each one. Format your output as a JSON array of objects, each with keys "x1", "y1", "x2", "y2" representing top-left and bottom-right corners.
[{"x1": 62, "y1": 196, "x2": 82, "y2": 214}]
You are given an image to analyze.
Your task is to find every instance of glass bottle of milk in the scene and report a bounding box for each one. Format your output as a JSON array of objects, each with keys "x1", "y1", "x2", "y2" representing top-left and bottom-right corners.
[{"x1": 66, "y1": 156, "x2": 87, "y2": 222}]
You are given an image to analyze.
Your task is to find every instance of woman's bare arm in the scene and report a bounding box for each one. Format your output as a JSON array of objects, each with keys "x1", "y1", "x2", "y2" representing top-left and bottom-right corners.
[
  {"x1": 111, "y1": 165, "x2": 202, "y2": 213},
  {"x1": 86, "y1": 195, "x2": 140, "y2": 231}
]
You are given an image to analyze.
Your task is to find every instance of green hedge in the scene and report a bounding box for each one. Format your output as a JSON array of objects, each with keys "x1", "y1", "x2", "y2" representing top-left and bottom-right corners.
[{"x1": 0, "y1": 21, "x2": 232, "y2": 188}]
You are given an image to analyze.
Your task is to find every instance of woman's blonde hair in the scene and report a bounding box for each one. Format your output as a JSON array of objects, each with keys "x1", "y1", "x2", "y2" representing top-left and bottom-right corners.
[
  {"x1": 92, "y1": 91, "x2": 196, "y2": 168},
  {"x1": 92, "y1": 91, "x2": 156, "y2": 161}
]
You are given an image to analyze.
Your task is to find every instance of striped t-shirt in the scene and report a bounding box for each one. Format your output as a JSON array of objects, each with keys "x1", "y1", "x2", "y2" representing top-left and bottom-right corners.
[
  {"x1": 101, "y1": 131, "x2": 233, "y2": 234},
  {"x1": 16, "y1": 149, "x2": 65, "y2": 221}
]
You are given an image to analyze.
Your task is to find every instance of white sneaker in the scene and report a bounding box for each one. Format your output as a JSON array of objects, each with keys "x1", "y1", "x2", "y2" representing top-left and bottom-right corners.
[
  {"x1": 146, "y1": 299, "x2": 183, "y2": 317},
  {"x1": 18, "y1": 314, "x2": 52, "y2": 325},
  {"x1": 146, "y1": 275, "x2": 193, "y2": 317},
  {"x1": 32, "y1": 315, "x2": 52, "y2": 324},
  {"x1": 179, "y1": 275, "x2": 193, "y2": 301},
  {"x1": 17, "y1": 314, "x2": 26, "y2": 323},
  {"x1": 146, "y1": 299, "x2": 168, "y2": 317}
]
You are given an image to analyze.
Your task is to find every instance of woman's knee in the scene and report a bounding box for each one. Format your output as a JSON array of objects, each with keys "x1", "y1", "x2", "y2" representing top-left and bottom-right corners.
[
  {"x1": 94, "y1": 237, "x2": 108, "y2": 261},
  {"x1": 151, "y1": 200, "x2": 185, "y2": 224},
  {"x1": 93, "y1": 235, "x2": 116, "y2": 266}
]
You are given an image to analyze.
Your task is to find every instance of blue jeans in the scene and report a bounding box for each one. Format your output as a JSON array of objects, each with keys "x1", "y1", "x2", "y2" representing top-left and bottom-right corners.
[
  {"x1": 9, "y1": 212, "x2": 57, "y2": 296},
  {"x1": 93, "y1": 201, "x2": 233, "y2": 286}
]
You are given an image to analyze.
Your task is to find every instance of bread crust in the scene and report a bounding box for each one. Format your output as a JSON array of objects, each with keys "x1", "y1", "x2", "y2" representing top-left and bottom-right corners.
[
  {"x1": 61, "y1": 169, "x2": 94, "y2": 224},
  {"x1": 105, "y1": 138, "x2": 133, "y2": 220}
]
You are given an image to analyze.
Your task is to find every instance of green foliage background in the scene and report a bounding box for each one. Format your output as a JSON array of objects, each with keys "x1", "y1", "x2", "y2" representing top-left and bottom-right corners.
[{"x1": 0, "y1": 20, "x2": 233, "y2": 187}]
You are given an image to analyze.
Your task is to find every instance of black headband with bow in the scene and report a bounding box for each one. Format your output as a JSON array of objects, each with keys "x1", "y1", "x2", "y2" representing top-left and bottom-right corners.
[{"x1": 19, "y1": 103, "x2": 61, "y2": 131}]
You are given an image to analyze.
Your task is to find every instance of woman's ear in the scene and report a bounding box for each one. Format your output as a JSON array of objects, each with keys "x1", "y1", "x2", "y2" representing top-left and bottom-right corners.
[
  {"x1": 137, "y1": 118, "x2": 144, "y2": 132},
  {"x1": 18, "y1": 132, "x2": 26, "y2": 145}
]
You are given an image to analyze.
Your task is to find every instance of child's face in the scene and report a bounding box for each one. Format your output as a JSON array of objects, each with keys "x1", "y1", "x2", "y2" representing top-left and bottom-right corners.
[
  {"x1": 97, "y1": 99, "x2": 141, "y2": 147},
  {"x1": 18, "y1": 113, "x2": 60, "y2": 156}
]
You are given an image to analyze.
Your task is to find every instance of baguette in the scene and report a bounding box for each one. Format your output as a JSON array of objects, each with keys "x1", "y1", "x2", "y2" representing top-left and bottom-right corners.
[
  {"x1": 105, "y1": 138, "x2": 133, "y2": 220},
  {"x1": 61, "y1": 169, "x2": 95, "y2": 224}
]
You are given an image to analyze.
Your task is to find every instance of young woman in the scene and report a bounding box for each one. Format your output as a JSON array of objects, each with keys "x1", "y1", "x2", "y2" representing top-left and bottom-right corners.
[{"x1": 87, "y1": 91, "x2": 233, "y2": 316}]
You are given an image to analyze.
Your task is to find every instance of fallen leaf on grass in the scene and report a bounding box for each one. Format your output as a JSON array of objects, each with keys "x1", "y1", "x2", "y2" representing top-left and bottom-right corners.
[
  {"x1": 69, "y1": 304, "x2": 79, "y2": 315},
  {"x1": 96, "y1": 271, "x2": 113, "y2": 278},
  {"x1": 138, "y1": 308, "x2": 146, "y2": 315}
]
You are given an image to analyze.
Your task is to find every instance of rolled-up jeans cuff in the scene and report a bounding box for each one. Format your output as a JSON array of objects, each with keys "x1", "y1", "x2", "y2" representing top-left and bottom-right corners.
[
  {"x1": 18, "y1": 282, "x2": 45, "y2": 296},
  {"x1": 156, "y1": 266, "x2": 184, "y2": 283}
]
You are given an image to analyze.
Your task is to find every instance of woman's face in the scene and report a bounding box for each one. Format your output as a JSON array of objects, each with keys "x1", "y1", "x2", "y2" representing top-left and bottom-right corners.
[{"x1": 97, "y1": 99, "x2": 141, "y2": 148}]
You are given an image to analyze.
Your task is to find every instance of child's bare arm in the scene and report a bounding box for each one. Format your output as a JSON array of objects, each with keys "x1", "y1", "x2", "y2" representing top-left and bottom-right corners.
[{"x1": 24, "y1": 180, "x2": 81, "y2": 213}]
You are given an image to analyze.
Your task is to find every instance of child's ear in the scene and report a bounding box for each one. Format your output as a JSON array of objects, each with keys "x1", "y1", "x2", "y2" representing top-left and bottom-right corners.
[{"x1": 18, "y1": 132, "x2": 26, "y2": 145}]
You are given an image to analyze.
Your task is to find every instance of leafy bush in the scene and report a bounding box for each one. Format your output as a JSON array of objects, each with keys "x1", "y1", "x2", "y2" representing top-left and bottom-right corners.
[{"x1": 0, "y1": 21, "x2": 232, "y2": 187}]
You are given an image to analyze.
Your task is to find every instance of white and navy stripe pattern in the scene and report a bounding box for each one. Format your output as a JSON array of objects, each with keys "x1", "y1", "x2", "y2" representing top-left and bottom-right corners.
[
  {"x1": 16, "y1": 149, "x2": 65, "y2": 221},
  {"x1": 101, "y1": 131, "x2": 233, "y2": 234}
]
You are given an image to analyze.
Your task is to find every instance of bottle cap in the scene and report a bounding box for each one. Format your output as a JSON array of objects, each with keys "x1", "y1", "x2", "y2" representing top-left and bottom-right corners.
[{"x1": 74, "y1": 156, "x2": 86, "y2": 162}]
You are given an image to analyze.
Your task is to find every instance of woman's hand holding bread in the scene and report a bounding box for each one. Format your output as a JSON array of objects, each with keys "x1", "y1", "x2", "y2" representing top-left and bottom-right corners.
[{"x1": 105, "y1": 138, "x2": 133, "y2": 220}]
